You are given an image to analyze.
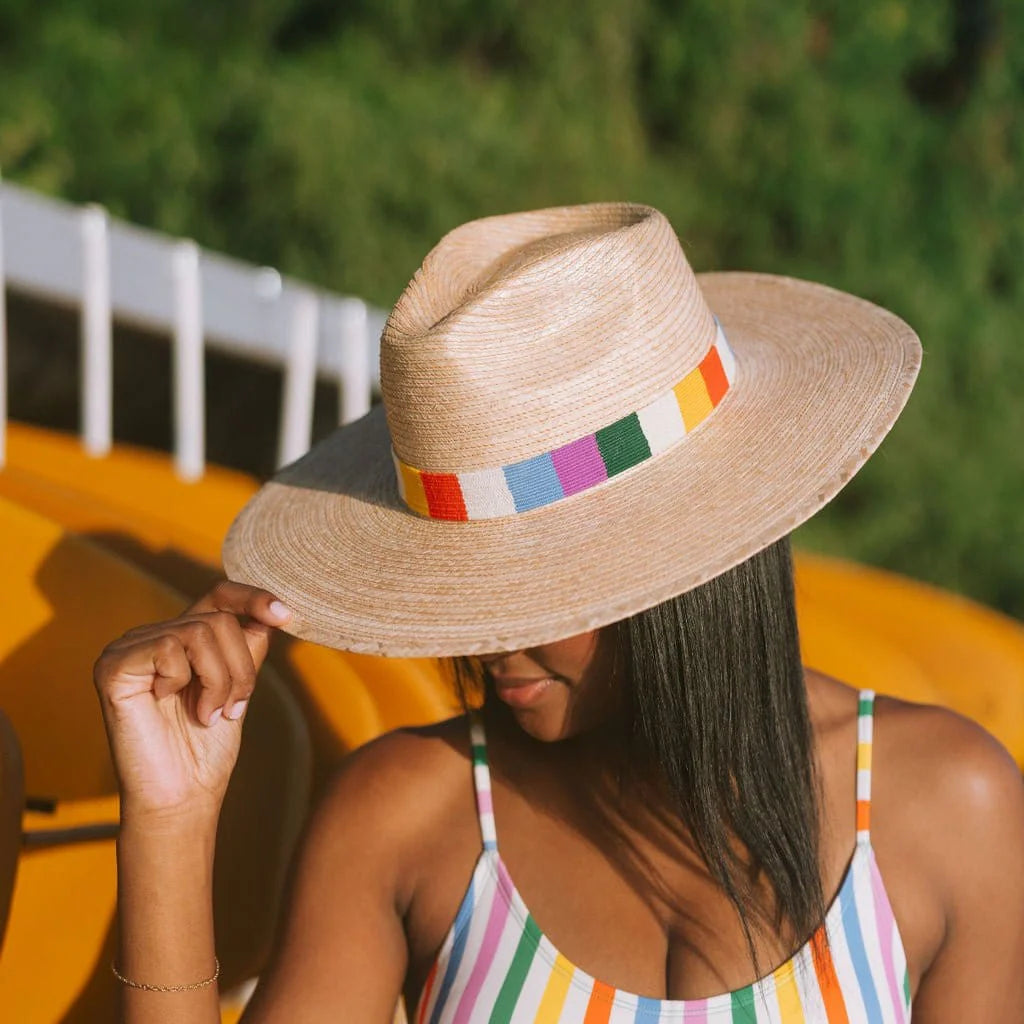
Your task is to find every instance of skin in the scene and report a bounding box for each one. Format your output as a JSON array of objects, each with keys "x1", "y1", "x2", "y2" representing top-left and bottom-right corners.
[{"x1": 96, "y1": 582, "x2": 1024, "y2": 1023}]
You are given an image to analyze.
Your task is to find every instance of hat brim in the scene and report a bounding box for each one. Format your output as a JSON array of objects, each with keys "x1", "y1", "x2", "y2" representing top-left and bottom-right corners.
[{"x1": 222, "y1": 272, "x2": 921, "y2": 657}]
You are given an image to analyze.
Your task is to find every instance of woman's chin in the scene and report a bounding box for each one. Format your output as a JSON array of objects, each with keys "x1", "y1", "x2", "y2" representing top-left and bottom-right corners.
[
  {"x1": 512, "y1": 712, "x2": 566, "y2": 743},
  {"x1": 504, "y1": 701, "x2": 593, "y2": 743}
]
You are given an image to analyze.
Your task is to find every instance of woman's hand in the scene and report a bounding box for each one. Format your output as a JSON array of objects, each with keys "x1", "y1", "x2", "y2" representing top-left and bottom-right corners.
[{"x1": 93, "y1": 581, "x2": 291, "y2": 822}]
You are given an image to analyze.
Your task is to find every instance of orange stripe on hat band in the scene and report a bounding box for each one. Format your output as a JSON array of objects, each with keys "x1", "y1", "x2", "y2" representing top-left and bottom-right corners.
[{"x1": 394, "y1": 319, "x2": 737, "y2": 521}]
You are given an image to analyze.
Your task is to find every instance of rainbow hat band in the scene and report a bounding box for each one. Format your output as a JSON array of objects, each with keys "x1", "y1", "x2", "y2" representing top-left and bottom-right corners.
[{"x1": 393, "y1": 318, "x2": 737, "y2": 521}]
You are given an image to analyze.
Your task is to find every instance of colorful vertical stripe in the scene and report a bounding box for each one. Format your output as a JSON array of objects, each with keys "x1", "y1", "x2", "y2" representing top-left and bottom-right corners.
[
  {"x1": 425, "y1": 874, "x2": 478, "y2": 1024},
  {"x1": 471, "y1": 725, "x2": 498, "y2": 852},
  {"x1": 417, "y1": 690, "x2": 912, "y2": 1022},
  {"x1": 395, "y1": 320, "x2": 737, "y2": 520},
  {"x1": 856, "y1": 693, "x2": 874, "y2": 841},
  {"x1": 809, "y1": 928, "x2": 850, "y2": 1023}
]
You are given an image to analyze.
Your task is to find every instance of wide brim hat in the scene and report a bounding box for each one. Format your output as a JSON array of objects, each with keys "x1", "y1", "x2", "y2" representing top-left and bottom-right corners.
[{"x1": 222, "y1": 204, "x2": 921, "y2": 657}]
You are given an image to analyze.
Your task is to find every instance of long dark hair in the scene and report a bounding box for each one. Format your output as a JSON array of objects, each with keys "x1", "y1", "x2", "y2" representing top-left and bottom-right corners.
[{"x1": 450, "y1": 534, "x2": 826, "y2": 977}]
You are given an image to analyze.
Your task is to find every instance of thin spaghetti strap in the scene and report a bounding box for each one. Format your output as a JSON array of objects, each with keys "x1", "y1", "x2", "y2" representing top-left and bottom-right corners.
[
  {"x1": 856, "y1": 688, "x2": 876, "y2": 845},
  {"x1": 468, "y1": 712, "x2": 498, "y2": 852}
]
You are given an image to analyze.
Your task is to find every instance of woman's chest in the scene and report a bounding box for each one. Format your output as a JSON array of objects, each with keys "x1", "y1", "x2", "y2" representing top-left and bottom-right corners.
[
  {"x1": 402, "y1": 790, "x2": 848, "y2": 1011},
  {"x1": 403, "y1": 749, "x2": 952, "y2": 1023}
]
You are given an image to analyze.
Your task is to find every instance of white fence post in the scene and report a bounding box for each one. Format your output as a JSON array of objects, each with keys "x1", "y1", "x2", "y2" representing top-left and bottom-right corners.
[
  {"x1": 1, "y1": 181, "x2": 386, "y2": 471},
  {"x1": 80, "y1": 204, "x2": 112, "y2": 457},
  {"x1": 254, "y1": 266, "x2": 283, "y2": 307},
  {"x1": 172, "y1": 240, "x2": 204, "y2": 481},
  {"x1": 337, "y1": 297, "x2": 372, "y2": 424},
  {"x1": 0, "y1": 173, "x2": 7, "y2": 468},
  {"x1": 277, "y1": 288, "x2": 319, "y2": 468}
]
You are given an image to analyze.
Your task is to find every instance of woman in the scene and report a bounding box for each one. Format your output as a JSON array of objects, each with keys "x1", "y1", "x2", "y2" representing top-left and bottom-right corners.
[{"x1": 95, "y1": 204, "x2": 1024, "y2": 1022}]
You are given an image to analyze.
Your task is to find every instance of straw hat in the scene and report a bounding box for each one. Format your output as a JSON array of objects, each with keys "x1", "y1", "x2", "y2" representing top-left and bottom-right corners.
[{"x1": 222, "y1": 203, "x2": 921, "y2": 657}]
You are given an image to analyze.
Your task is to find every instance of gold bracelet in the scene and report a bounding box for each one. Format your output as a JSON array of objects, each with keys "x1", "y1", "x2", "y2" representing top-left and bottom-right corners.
[{"x1": 110, "y1": 956, "x2": 220, "y2": 992}]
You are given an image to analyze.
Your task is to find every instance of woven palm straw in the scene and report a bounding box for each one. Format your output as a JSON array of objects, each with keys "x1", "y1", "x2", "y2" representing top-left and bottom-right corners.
[{"x1": 222, "y1": 204, "x2": 921, "y2": 657}]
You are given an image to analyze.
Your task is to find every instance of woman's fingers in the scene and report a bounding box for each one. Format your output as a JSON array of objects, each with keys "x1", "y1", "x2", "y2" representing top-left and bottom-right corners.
[
  {"x1": 192, "y1": 611, "x2": 258, "y2": 722},
  {"x1": 97, "y1": 620, "x2": 247, "y2": 727},
  {"x1": 95, "y1": 633, "x2": 193, "y2": 705},
  {"x1": 149, "y1": 634, "x2": 193, "y2": 699},
  {"x1": 90, "y1": 581, "x2": 291, "y2": 816},
  {"x1": 101, "y1": 624, "x2": 231, "y2": 726},
  {"x1": 186, "y1": 581, "x2": 291, "y2": 668},
  {"x1": 186, "y1": 580, "x2": 290, "y2": 625},
  {"x1": 173, "y1": 619, "x2": 234, "y2": 726},
  {"x1": 95, "y1": 582, "x2": 291, "y2": 727}
]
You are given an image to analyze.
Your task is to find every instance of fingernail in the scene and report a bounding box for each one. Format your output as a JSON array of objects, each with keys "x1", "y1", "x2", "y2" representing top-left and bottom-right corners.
[
  {"x1": 269, "y1": 600, "x2": 291, "y2": 621},
  {"x1": 226, "y1": 699, "x2": 248, "y2": 720},
  {"x1": 207, "y1": 707, "x2": 223, "y2": 727}
]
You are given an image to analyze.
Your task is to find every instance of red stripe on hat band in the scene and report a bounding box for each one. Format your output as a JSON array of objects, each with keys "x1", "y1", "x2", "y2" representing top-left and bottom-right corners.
[
  {"x1": 699, "y1": 345, "x2": 729, "y2": 405},
  {"x1": 422, "y1": 472, "x2": 468, "y2": 521}
]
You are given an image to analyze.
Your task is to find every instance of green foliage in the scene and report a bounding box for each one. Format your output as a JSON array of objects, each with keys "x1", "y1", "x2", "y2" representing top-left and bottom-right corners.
[{"x1": 1, "y1": 1, "x2": 1021, "y2": 615}]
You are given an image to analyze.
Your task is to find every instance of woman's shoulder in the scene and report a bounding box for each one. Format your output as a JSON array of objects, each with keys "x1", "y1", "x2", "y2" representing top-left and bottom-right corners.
[
  {"x1": 319, "y1": 713, "x2": 476, "y2": 825},
  {"x1": 297, "y1": 714, "x2": 480, "y2": 912},
  {"x1": 872, "y1": 693, "x2": 1024, "y2": 897},
  {"x1": 810, "y1": 670, "x2": 1024, "y2": 983},
  {"x1": 872, "y1": 686, "x2": 1023, "y2": 968},
  {"x1": 807, "y1": 668, "x2": 1020, "y2": 817},
  {"x1": 812, "y1": 668, "x2": 1022, "y2": 840},
  {"x1": 316, "y1": 713, "x2": 479, "y2": 846},
  {"x1": 872, "y1": 690, "x2": 1022, "y2": 822},
  {"x1": 872, "y1": 692, "x2": 1024, "y2": 1002}
]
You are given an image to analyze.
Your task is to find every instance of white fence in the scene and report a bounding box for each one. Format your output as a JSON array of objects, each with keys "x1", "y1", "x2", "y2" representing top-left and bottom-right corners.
[{"x1": 0, "y1": 177, "x2": 386, "y2": 479}]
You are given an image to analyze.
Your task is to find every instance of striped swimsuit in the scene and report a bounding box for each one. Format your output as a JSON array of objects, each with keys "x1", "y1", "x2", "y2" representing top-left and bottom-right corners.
[{"x1": 415, "y1": 690, "x2": 912, "y2": 1023}]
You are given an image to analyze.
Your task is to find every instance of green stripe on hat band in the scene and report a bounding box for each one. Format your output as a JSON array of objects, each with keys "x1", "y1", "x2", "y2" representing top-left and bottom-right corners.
[{"x1": 394, "y1": 319, "x2": 736, "y2": 521}]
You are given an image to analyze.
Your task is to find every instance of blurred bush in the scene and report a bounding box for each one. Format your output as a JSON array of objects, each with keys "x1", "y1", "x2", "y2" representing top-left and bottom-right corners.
[{"x1": 0, "y1": 0, "x2": 1020, "y2": 615}]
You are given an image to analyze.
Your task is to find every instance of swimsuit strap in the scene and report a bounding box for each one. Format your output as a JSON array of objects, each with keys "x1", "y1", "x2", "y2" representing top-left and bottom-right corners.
[
  {"x1": 468, "y1": 712, "x2": 498, "y2": 852},
  {"x1": 856, "y1": 688, "x2": 876, "y2": 846}
]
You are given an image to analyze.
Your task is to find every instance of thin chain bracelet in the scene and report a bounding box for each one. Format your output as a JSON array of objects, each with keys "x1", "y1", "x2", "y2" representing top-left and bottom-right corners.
[{"x1": 111, "y1": 956, "x2": 220, "y2": 992}]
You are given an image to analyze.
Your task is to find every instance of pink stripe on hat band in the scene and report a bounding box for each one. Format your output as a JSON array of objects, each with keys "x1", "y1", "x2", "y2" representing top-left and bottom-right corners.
[{"x1": 394, "y1": 319, "x2": 737, "y2": 521}]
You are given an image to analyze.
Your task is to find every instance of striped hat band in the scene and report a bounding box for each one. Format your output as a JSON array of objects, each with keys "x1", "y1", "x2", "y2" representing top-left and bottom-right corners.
[{"x1": 393, "y1": 319, "x2": 737, "y2": 521}]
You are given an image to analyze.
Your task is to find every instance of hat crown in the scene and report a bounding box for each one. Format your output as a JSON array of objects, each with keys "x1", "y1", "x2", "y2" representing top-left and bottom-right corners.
[{"x1": 380, "y1": 203, "x2": 717, "y2": 471}]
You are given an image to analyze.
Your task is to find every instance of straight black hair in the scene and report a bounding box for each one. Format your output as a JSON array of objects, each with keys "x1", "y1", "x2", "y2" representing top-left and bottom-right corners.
[{"x1": 449, "y1": 533, "x2": 826, "y2": 978}]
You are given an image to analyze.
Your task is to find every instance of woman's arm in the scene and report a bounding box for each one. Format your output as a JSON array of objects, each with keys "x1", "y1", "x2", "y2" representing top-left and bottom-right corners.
[
  {"x1": 115, "y1": 810, "x2": 221, "y2": 1022},
  {"x1": 238, "y1": 732, "x2": 421, "y2": 1023},
  {"x1": 94, "y1": 581, "x2": 291, "y2": 1024},
  {"x1": 909, "y1": 711, "x2": 1024, "y2": 1020}
]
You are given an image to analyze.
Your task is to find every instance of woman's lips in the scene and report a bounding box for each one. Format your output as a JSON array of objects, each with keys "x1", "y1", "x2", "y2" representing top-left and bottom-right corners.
[{"x1": 492, "y1": 676, "x2": 556, "y2": 708}]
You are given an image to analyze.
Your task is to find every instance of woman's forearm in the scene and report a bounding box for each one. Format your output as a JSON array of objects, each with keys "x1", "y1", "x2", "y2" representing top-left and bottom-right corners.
[{"x1": 115, "y1": 809, "x2": 222, "y2": 1024}]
